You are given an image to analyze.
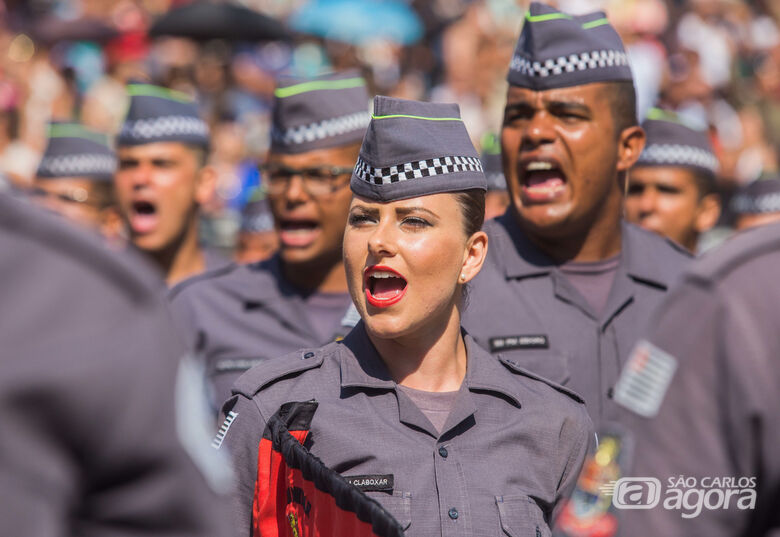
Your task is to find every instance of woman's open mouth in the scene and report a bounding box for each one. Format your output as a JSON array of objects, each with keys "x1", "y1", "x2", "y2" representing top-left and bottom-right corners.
[{"x1": 364, "y1": 265, "x2": 408, "y2": 308}]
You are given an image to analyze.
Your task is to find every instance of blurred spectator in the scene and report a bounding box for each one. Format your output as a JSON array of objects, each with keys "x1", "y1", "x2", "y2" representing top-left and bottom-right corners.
[{"x1": 479, "y1": 132, "x2": 509, "y2": 220}]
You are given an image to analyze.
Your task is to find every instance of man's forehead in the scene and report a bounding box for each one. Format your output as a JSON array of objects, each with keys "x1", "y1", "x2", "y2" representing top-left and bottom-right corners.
[
  {"x1": 506, "y1": 83, "x2": 608, "y2": 106},
  {"x1": 118, "y1": 141, "x2": 194, "y2": 159},
  {"x1": 269, "y1": 144, "x2": 359, "y2": 166}
]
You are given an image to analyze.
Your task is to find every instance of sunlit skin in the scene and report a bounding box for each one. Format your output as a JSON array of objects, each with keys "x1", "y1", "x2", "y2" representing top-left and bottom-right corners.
[
  {"x1": 343, "y1": 193, "x2": 487, "y2": 391},
  {"x1": 624, "y1": 166, "x2": 721, "y2": 252},
  {"x1": 115, "y1": 142, "x2": 215, "y2": 284},
  {"x1": 501, "y1": 82, "x2": 645, "y2": 262},
  {"x1": 267, "y1": 144, "x2": 358, "y2": 293}
]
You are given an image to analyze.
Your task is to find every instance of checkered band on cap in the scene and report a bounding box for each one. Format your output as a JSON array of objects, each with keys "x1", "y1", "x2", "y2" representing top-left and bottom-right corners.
[
  {"x1": 637, "y1": 144, "x2": 719, "y2": 173},
  {"x1": 120, "y1": 116, "x2": 209, "y2": 144},
  {"x1": 731, "y1": 191, "x2": 780, "y2": 214},
  {"x1": 38, "y1": 154, "x2": 117, "y2": 178},
  {"x1": 510, "y1": 49, "x2": 629, "y2": 78},
  {"x1": 272, "y1": 111, "x2": 370, "y2": 147},
  {"x1": 354, "y1": 155, "x2": 483, "y2": 185}
]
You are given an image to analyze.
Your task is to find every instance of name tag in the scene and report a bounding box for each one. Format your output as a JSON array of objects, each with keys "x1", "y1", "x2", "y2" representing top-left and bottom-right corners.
[
  {"x1": 489, "y1": 334, "x2": 549, "y2": 352},
  {"x1": 344, "y1": 474, "x2": 394, "y2": 492}
]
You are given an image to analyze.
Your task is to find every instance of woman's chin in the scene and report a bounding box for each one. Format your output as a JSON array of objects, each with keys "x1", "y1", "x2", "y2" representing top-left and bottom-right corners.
[{"x1": 363, "y1": 314, "x2": 417, "y2": 341}]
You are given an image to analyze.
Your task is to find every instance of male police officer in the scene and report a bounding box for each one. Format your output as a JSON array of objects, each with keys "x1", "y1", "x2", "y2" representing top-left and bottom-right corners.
[
  {"x1": 614, "y1": 220, "x2": 780, "y2": 536},
  {"x1": 31, "y1": 122, "x2": 120, "y2": 237},
  {"x1": 463, "y1": 3, "x2": 691, "y2": 428},
  {"x1": 480, "y1": 133, "x2": 511, "y2": 220},
  {"x1": 170, "y1": 71, "x2": 369, "y2": 410},
  {"x1": 115, "y1": 82, "x2": 224, "y2": 286},
  {"x1": 0, "y1": 193, "x2": 233, "y2": 536},
  {"x1": 624, "y1": 108, "x2": 721, "y2": 253},
  {"x1": 730, "y1": 174, "x2": 780, "y2": 231}
]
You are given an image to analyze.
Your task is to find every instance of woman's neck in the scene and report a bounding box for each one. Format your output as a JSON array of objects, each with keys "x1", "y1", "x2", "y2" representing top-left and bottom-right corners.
[{"x1": 368, "y1": 304, "x2": 467, "y2": 392}]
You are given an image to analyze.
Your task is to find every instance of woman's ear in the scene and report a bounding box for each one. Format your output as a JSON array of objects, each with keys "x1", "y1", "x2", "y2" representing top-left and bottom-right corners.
[{"x1": 460, "y1": 231, "x2": 488, "y2": 284}]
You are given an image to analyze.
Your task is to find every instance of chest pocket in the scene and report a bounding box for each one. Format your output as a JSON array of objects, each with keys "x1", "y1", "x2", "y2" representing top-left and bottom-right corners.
[
  {"x1": 496, "y1": 495, "x2": 550, "y2": 537},
  {"x1": 502, "y1": 349, "x2": 570, "y2": 385},
  {"x1": 365, "y1": 490, "x2": 411, "y2": 531}
]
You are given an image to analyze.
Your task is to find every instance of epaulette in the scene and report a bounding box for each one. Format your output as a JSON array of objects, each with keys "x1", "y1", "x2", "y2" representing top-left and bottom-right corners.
[
  {"x1": 231, "y1": 347, "x2": 326, "y2": 397},
  {"x1": 498, "y1": 355, "x2": 585, "y2": 404}
]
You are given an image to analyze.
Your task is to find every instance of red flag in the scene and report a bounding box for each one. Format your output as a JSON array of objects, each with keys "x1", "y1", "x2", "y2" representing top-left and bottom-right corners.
[{"x1": 252, "y1": 401, "x2": 404, "y2": 537}]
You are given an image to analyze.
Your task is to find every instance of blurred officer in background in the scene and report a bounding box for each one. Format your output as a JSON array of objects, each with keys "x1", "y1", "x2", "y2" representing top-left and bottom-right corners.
[
  {"x1": 234, "y1": 190, "x2": 278, "y2": 264},
  {"x1": 30, "y1": 122, "x2": 121, "y2": 239},
  {"x1": 0, "y1": 193, "x2": 233, "y2": 537},
  {"x1": 624, "y1": 107, "x2": 721, "y2": 253},
  {"x1": 730, "y1": 174, "x2": 780, "y2": 231},
  {"x1": 170, "y1": 71, "x2": 369, "y2": 410},
  {"x1": 463, "y1": 2, "x2": 691, "y2": 430},
  {"x1": 220, "y1": 96, "x2": 592, "y2": 536},
  {"x1": 480, "y1": 132, "x2": 511, "y2": 220},
  {"x1": 615, "y1": 220, "x2": 780, "y2": 537},
  {"x1": 115, "y1": 82, "x2": 225, "y2": 286}
]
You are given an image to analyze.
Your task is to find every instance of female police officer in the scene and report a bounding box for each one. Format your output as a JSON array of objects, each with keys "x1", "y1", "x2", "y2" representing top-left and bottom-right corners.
[{"x1": 218, "y1": 97, "x2": 593, "y2": 536}]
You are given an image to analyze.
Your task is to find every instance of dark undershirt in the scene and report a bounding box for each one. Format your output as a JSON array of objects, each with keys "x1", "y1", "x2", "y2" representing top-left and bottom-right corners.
[
  {"x1": 559, "y1": 253, "x2": 621, "y2": 318},
  {"x1": 302, "y1": 291, "x2": 353, "y2": 342},
  {"x1": 397, "y1": 385, "x2": 460, "y2": 434}
]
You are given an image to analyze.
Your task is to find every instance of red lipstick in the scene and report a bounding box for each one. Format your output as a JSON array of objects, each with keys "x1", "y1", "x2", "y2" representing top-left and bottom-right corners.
[{"x1": 364, "y1": 265, "x2": 408, "y2": 308}]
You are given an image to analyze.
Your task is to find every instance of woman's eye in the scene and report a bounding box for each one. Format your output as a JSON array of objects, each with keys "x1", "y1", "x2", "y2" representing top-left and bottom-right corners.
[
  {"x1": 348, "y1": 213, "x2": 374, "y2": 225},
  {"x1": 401, "y1": 217, "x2": 430, "y2": 229}
]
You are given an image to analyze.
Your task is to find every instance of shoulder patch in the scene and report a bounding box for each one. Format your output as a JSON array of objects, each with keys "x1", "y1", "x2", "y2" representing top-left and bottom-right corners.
[
  {"x1": 498, "y1": 355, "x2": 585, "y2": 404},
  {"x1": 614, "y1": 339, "x2": 677, "y2": 418},
  {"x1": 231, "y1": 348, "x2": 326, "y2": 397}
]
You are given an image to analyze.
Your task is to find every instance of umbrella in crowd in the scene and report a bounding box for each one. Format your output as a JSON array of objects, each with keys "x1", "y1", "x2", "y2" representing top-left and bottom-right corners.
[
  {"x1": 289, "y1": 0, "x2": 423, "y2": 45},
  {"x1": 148, "y1": 0, "x2": 289, "y2": 42}
]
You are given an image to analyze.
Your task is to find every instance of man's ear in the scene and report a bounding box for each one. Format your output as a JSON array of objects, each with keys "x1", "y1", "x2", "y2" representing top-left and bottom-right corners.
[
  {"x1": 195, "y1": 165, "x2": 217, "y2": 206},
  {"x1": 694, "y1": 193, "x2": 722, "y2": 234},
  {"x1": 616, "y1": 125, "x2": 646, "y2": 172}
]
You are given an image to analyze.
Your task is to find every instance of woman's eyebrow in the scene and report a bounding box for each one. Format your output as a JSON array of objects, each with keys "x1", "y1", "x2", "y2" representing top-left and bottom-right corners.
[
  {"x1": 350, "y1": 205, "x2": 379, "y2": 216},
  {"x1": 395, "y1": 206, "x2": 439, "y2": 219}
]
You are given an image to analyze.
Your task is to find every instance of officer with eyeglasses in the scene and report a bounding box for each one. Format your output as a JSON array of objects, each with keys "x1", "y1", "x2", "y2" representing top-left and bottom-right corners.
[{"x1": 170, "y1": 70, "x2": 370, "y2": 413}]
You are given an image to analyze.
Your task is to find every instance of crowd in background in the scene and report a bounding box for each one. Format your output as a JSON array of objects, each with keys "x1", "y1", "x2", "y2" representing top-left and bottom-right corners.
[{"x1": 1, "y1": 0, "x2": 779, "y2": 252}]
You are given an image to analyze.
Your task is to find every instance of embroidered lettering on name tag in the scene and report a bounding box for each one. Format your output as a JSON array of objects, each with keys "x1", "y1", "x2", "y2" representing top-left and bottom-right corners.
[
  {"x1": 344, "y1": 474, "x2": 394, "y2": 492},
  {"x1": 489, "y1": 334, "x2": 549, "y2": 352}
]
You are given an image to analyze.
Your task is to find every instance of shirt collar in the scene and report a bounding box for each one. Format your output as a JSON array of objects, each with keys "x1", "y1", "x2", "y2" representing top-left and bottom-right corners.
[
  {"x1": 495, "y1": 211, "x2": 685, "y2": 289},
  {"x1": 339, "y1": 322, "x2": 523, "y2": 406}
]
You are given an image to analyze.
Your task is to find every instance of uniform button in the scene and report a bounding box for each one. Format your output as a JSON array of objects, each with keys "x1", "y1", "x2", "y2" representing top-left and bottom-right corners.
[
  {"x1": 448, "y1": 508, "x2": 459, "y2": 520},
  {"x1": 303, "y1": 351, "x2": 315, "y2": 359},
  {"x1": 438, "y1": 446, "x2": 448, "y2": 458}
]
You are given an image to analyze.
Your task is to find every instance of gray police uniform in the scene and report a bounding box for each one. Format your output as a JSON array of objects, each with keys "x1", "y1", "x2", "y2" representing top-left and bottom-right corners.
[
  {"x1": 169, "y1": 70, "x2": 370, "y2": 409},
  {"x1": 169, "y1": 256, "x2": 358, "y2": 410},
  {"x1": 463, "y1": 214, "x2": 690, "y2": 427},
  {"x1": 463, "y1": 2, "x2": 692, "y2": 428},
  {"x1": 219, "y1": 96, "x2": 594, "y2": 537},
  {"x1": 615, "y1": 221, "x2": 780, "y2": 537},
  {"x1": 0, "y1": 194, "x2": 232, "y2": 536},
  {"x1": 220, "y1": 322, "x2": 592, "y2": 537}
]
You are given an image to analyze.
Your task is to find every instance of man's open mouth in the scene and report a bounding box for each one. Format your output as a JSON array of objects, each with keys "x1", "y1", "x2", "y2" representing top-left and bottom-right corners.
[
  {"x1": 364, "y1": 265, "x2": 408, "y2": 308},
  {"x1": 279, "y1": 219, "x2": 320, "y2": 248},
  {"x1": 129, "y1": 200, "x2": 158, "y2": 234},
  {"x1": 520, "y1": 159, "x2": 567, "y2": 202}
]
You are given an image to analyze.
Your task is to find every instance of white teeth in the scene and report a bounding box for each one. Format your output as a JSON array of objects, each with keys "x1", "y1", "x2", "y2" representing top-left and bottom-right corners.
[
  {"x1": 370, "y1": 271, "x2": 401, "y2": 279},
  {"x1": 526, "y1": 161, "x2": 553, "y2": 171}
]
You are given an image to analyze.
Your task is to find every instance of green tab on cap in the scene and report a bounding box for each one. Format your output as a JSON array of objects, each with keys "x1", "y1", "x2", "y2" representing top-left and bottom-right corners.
[
  {"x1": 126, "y1": 83, "x2": 192, "y2": 103},
  {"x1": 274, "y1": 77, "x2": 366, "y2": 98}
]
